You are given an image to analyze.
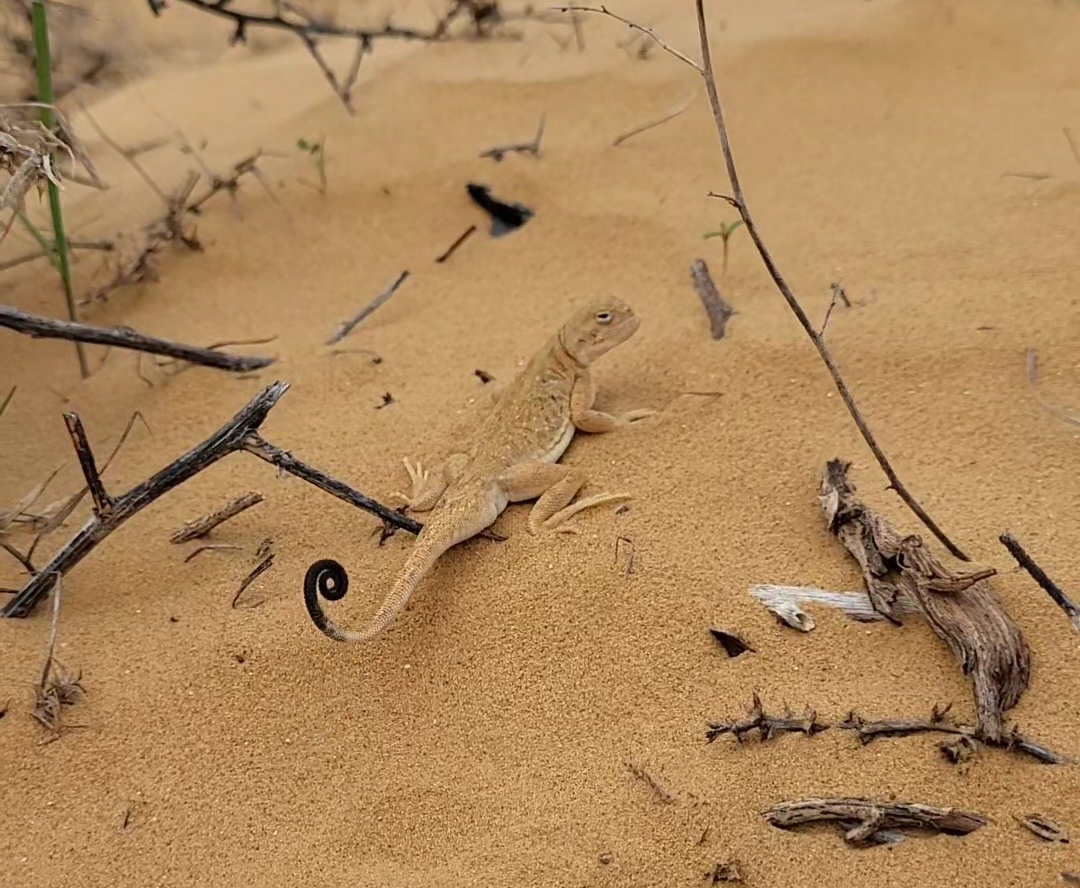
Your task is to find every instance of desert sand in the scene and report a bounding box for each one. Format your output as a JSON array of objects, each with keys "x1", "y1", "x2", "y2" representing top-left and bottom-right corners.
[{"x1": 1, "y1": 0, "x2": 1079, "y2": 885}]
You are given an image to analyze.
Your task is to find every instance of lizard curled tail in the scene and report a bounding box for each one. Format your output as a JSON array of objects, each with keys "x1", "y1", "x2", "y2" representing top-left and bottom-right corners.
[{"x1": 303, "y1": 511, "x2": 480, "y2": 644}]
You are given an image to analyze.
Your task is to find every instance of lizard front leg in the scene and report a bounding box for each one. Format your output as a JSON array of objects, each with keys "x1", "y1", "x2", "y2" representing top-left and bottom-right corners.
[
  {"x1": 393, "y1": 452, "x2": 468, "y2": 512},
  {"x1": 499, "y1": 461, "x2": 631, "y2": 534},
  {"x1": 570, "y1": 368, "x2": 656, "y2": 434}
]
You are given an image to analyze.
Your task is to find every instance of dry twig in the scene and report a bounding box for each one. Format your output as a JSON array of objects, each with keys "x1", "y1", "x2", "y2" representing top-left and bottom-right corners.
[
  {"x1": 1000, "y1": 533, "x2": 1080, "y2": 632},
  {"x1": 764, "y1": 797, "x2": 988, "y2": 846},
  {"x1": 31, "y1": 578, "x2": 85, "y2": 740},
  {"x1": 0, "y1": 305, "x2": 274, "y2": 372},
  {"x1": 612, "y1": 89, "x2": 696, "y2": 147},
  {"x1": 554, "y1": 1, "x2": 970, "y2": 562},
  {"x1": 171, "y1": 491, "x2": 264, "y2": 544},
  {"x1": 480, "y1": 114, "x2": 546, "y2": 161},
  {"x1": 625, "y1": 761, "x2": 676, "y2": 804},
  {"x1": 327, "y1": 270, "x2": 410, "y2": 345},
  {"x1": 1016, "y1": 814, "x2": 1070, "y2": 843}
]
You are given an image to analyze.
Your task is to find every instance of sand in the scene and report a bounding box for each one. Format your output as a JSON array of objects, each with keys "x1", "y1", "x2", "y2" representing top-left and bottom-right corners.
[{"x1": 1, "y1": 0, "x2": 1079, "y2": 884}]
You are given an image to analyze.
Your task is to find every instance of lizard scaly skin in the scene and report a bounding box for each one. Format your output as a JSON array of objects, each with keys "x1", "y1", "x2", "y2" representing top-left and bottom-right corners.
[{"x1": 304, "y1": 297, "x2": 654, "y2": 643}]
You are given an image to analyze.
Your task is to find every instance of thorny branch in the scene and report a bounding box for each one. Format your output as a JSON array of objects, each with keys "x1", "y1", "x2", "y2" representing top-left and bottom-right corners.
[
  {"x1": 147, "y1": 0, "x2": 524, "y2": 112},
  {"x1": 0, "y1": 305, "x2": 275, "y2": 372},
  {"x1": 554, "y1": 1, "x2": 970, "y2": 562},
  {"x1": 1, "y1": 382, "x2": 423, "y2": 618},
  {"x1": 706, "y1": 696, "x2": 1069, "y2": 765}
]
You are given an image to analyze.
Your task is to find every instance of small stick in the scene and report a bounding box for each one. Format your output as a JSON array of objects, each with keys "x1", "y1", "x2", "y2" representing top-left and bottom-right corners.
[
  {"x1": 625, "y1": 761, "x2": 676, "y2": 804},
  {"x1": 183, "y1": 543, "x2": 241, "y2": 563},
  {"x1": 689, "y1": 259, "x2": 734, "y2": 339},
  {"x1": 1016, "y1": 814, "x2": 1069, "y2": 843},
  {"x1": 0, "y1": 305, "x2": 274, "y2": 372},
  {"x1": 479, "y1": 114, "x2": 546, "y2": 161},
  {"x1": 326, "y1": 270, "x2": 410, "y2": 345},
  {"x1": 0, "y1": 239, "x2": 114, "y2": 273},
  {"x1": 62, "y1": 413, "x2": 114, "y2": 518},
  {"x1": 763, "y1": 798, "x2": 988, "y2": 846},
  {"x1": 435, "y1": 225, "x2": 477, "y2": 263},
  {"x1": 613, "y1": 89, "x2": 696, "y2": 147},
  {"x1": 171, "y1": 491, "x2": 264, "y2": 544},
  {"x1": 232, "y1": 553, "x2": 273, "y2": 608},
  {"x1": 1000, "y1": 533, "x2": 1080, "y2": 631}
]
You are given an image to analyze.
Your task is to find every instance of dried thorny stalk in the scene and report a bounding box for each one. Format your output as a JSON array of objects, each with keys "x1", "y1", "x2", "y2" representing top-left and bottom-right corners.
[
  {"x1": 31, "y1": 577, "x2": 85, "y2": 741},
  {"x1": 146, "y1": 0, "x2": 527, "y2": 112},
  {"x1": 706, "y1": 695, "x2": 1068, "y2": 765},
  {"x1": 763, "y1": 797, "x2": 989, "y2": 847},
  {"x1": 82, "y1": 150, "x2": 269, "y2": 304},
  {"x1": 706, "y1": 692, "x2": 828, "y2": 744},
  {"x1": 820, "y1": 459, "x2": 1028, "y2": 744},
  {"x1": 555, "y1": 1, "x2": 970, "y2": 563}
]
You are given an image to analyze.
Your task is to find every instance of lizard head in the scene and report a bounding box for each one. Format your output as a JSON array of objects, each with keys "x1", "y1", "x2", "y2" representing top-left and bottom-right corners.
[{"x1": 559, "y1": 297, "x2": 640, "y2": 364}]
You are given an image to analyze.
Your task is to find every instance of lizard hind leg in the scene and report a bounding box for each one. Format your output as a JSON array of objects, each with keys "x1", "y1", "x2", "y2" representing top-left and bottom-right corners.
[{"x1": 499, "y1": 461, "x2": 631, "y2": 535}]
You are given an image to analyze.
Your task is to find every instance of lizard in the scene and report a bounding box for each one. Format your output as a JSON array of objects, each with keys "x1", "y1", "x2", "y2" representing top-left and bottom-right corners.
[{"x1": 303, "y1": 296, "x2": 655, "y2": 644}]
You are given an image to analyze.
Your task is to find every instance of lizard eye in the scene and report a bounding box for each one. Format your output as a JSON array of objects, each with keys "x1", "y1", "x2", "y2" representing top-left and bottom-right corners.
[{"x1": 595, "y1": 311, "x2": 613, "y2": 325}]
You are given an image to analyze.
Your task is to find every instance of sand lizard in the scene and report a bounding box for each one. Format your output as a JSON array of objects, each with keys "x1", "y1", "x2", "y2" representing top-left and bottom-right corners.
[{"x1": 303, "y1": 297, "x2": 654, "y2": 643}]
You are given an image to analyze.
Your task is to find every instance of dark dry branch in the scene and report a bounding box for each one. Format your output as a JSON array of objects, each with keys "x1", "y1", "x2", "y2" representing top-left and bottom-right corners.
[
  {"x1": 625, "y1": 760, "x2": 676, "y2": 804},
  {"x1": 326, "y1": 270, "x2": 410, "y2": 345},
  {"x1": 1017, "y1": 814, "x2": 1070, "y2": 843},
  {"x1": 232, "y1": 552, "x2": 274, "y2": 608},
  {"x1": 147, "y1": 0, "x2": 514, "y2": 112},
  {"x1": 183, "y1": 543, "x2": 242, "y2": 563},
  {"x1": 556, "y1": 2, "x2": 969, "y2": 562},
  {"x1": 612, "y1": 89, "x2": 696, "y2": 147},
  {"x1": 435, "y1": 224, "x2": 477, "y2": 263},
  {"x1": 480, "y1": 113, "x2": 546, "y2": 161},
  {"x1": 820, "y1": 459, "x2": 1027, "y2": 743},
  {"x1": 1, "y1": 382, "x2": 422, "y2": 618},
  {"x1": 763, "y1": 798, "x2": 988, "y2": 847},
  {"x1": 689, "y1": 258, "x2": 734, "y2": 339},
  {"x1": 1000, "y1": 533, "x2": 1080, "y2": 632},
  {"x1": 0, "y1": 305, "x2": 274, "y2": 372},
  {"x1": 171, "y1": 491, "x2": 264, "y2": 544},
  {"x1": 707, "y1": 697, "x2": 1069, "y2": 765}
]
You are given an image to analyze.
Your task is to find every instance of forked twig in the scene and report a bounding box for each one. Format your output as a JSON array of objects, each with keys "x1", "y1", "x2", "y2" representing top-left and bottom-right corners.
[
  {"x1": 480, "y1": 114, "x2": 546, "y2": 161},
  {"x1": 1, "y1": 383, "x2": 423, "y2": 618},
  {"x1": 555, "y1": 0, "x2": 969, "y2": 562}
]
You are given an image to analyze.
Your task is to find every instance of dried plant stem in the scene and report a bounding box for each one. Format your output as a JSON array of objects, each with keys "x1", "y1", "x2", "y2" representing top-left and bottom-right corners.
[
  {"x1": 30, "y1": 0, "x2": 88, "y2": 379},
  {"x1": 1000, "y1": 533, "x2": 1080, "y2": 632},
  {"x1": 171, "y1": 491, "x2": 264, "y2": 544},
  {"x1": 557, "y1": 1, "x2": 968, "y2": 562}
]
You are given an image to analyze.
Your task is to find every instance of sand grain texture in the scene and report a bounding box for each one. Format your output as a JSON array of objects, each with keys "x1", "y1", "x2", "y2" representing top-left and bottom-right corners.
[{"x1": 1, "y1": 1, "x2": 1079, "y2": 885}]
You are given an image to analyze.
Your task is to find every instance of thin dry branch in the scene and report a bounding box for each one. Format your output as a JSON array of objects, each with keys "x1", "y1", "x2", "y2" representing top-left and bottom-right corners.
[
  {"x1": 556, "y1": 1, "x2": 970, "y2": 562},
  {"x1": 820, "y1": 460, "x2": 1029, "y2": 743},
  {"x1": 1000, "y1": 533, "x2": 1080, "y2": 632},
  {"x1": 148, "y1": 0, "x2": 516, "y2": 112},
  {"x1": 171, "y1": 491, "x2": 264, "y2": 544},
  {"x1": 1, "y1": 382, "x2": 423, "y2": 618},
  {"x1": 764, "y1": 798, "x2": 988, "y2": 847},
  {"x1": 612, "y1": 88, "x2": 696, "y2": 147},
  {"x1": 689, "y1": 258, "x2": 734, "y2": 339},
  {"x1": 0, "y1": 238, "x2": 114, "y2": 273},
  {"x1": 625, "y1": 761, "x2": 677, "y2": 804},
  {"x1": 0, "y1": 305, "x2": 274, "y2": 372},
  {"x1": 327, "y1": 270, "x2": 410, "y2": 345},
  {"x1": 480, "y1": 113, "x2": 546, "y2": 161},
  {"x1": 31, "y1": 578, "x2": 85, "y2": 739}
]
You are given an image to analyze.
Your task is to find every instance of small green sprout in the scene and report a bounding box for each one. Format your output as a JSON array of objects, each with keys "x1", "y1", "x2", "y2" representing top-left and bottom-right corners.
[{"x1": 703, "y1": 219, "x2": 744, "y2": 277}]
